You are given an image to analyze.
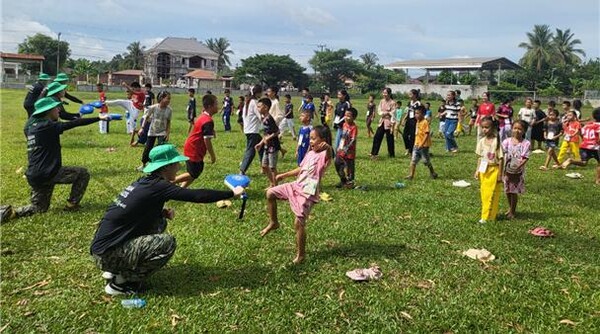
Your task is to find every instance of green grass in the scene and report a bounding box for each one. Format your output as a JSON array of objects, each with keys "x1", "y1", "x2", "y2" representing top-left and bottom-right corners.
[{"x1": 1, "y1": 88, "x2": 599, "y2": 333}]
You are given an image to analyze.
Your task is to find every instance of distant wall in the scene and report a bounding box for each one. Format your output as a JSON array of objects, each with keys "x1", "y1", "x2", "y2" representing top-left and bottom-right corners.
[{"x1": 388, "y1": 84, "x2": 489, "y2": 100}]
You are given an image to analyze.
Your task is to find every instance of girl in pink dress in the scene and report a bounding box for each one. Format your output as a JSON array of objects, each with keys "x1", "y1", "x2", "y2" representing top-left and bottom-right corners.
[
  {"x1": 260, "y1": 125, "x2": 332, "y2": 264},
  {"x1": 502, "y1": 120, "x2": 531, "y2": 219}
]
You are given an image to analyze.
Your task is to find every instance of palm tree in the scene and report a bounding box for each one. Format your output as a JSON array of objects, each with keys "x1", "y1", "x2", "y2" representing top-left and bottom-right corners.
[
  {"x1": 552, "y1": 28, "x2": 586, "y2": 66},
  {"x1": 205, "y1": 37, "x2": 234, "y2": 73},
  {"x1": 123, "y1": 41, "x2": 145, "y2": 70},
  {"x1": 518, "y1": 24, "x2": 554, "y2": 71},
  {"x1": 360, "y1": 52, "x2": 379, "y2": 70}
]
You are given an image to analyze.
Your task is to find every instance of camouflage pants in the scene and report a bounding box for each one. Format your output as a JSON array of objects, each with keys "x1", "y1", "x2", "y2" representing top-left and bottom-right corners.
[
  {"x1": 92, "y1": 233, "x2": 176, "y2": 282},
  {"x1": 15, "y1": 166, "x2": 90, "y2": 217}
]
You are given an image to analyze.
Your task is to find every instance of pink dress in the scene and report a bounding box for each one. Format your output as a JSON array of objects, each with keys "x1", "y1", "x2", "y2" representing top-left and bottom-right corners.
[
  {"x1": 501, "y1": 138, "x2": 530, "y2": 194},
  {"x1": 267, "y1": 149, "x2": 329, "y2": 223}
]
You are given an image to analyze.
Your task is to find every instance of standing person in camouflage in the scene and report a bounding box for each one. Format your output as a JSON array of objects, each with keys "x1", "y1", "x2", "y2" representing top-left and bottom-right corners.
[
  {"x1": 90, "y1": 144, "x2": 245, "y2": 295},
  {"x1": 22, "y1": 73, "x2": 51, "y2": 117},
  {"x1": 0, "y1": 97, "x2": 109, "y2": 224}
]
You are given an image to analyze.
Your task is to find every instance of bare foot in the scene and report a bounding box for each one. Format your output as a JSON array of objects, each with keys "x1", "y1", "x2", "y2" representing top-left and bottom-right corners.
[
  {"x1": 292, "y1": 255, "x2": 305, "y2": 264},
  {"x1": 260, "y1": 222, "x2": 280, "y2": 237},
  {"x1": 505, "y1": 211, "x2": 515, "y2": 219}
]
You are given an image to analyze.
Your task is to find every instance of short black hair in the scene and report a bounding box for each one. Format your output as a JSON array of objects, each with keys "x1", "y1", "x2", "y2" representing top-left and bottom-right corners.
[
  {"x1": 130, "y1": 82, "x2": 141, "y2": 88},
  {"x1": 188, "y1": 88, "x2": 196, "y2": 94},
  {"x1": 306, "y1": 94, "x2": 313, "y2": 100},
  {"x1": 347, "y1": 107, "x2": 358, "y2": 119},
  {"x1": 284, "y1": 94, "x2": 291, "y2": 99},
  {"x1": 593, "y1": 107, "x2": 600, "y2": 122},
  {"x1": 203, "y1": 94, "x2": 217, "y2": 108},
  {"x1": 145, "y1": 83, "x2": 152, "y2": 89},
  {"x1": 258, "y1": 97, "x2": 272, "y2": 109}
]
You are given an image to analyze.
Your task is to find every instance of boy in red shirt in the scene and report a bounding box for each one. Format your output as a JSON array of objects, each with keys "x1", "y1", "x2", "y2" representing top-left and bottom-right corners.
[
  {"x1": 557, "y1": 110, "x2": 581, "y2": 164},
  {"x1": 334, "y1": 107, "x2": 358, "y2": 188},
  {"x1": 97, "y1": 83, "x2": 109, "y2": 134},
  {"x1": 561, "y1": 108, "x2": 600, "y2": 184},
  {"x1": 174, "y1": 94, "x2": 218, "y2": 188},
  {"x1": 104, "y1": 81, "x2": 145, "y2": 135}
]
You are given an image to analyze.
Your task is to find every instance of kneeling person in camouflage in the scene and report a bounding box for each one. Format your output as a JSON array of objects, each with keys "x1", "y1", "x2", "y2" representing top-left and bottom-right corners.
[{"x1": 90, "y1": 144, "x2": 244, "y2": 295}]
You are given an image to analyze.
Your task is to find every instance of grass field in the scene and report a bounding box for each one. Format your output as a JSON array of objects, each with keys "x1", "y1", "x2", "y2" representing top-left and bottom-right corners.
[{"x1": 1, "y1": 88, "x2": 599, "y2": 333}]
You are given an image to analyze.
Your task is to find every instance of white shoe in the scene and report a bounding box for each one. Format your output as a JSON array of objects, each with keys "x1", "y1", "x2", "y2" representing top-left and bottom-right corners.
[{"x1": 102, "y1": 271, "x2": 115, "y2": 280}]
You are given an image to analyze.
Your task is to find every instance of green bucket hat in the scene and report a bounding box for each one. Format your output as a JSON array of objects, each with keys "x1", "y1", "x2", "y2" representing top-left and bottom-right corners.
[
  {"x1": 46, "y1": 81, "x2": 68, "y2": 96},
  {"x1": 38, "y1": 73, "x2": 51, "y2": 81},
  {"x1": 32, "y1": 97, "x2": 62, "y2": 117},
  {"x1": 54, "y1": 73, "x2": 70, "y2": 82},
  {"x1": 143, "y1": 144, "x2": 189, "y2": 173}
]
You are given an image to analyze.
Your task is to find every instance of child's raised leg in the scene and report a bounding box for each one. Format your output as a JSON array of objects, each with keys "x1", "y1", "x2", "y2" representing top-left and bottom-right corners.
[
  {"x1": 261, "y1": 190, "x2": 280, "y2": 237},
  {"x1": 293, "y1": 218, "x2": 306, "y2": 264}
]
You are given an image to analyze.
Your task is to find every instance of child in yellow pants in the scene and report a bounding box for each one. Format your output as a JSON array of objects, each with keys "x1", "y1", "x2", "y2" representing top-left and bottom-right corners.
[
  {"x1": 557, "y1": 111, "x2": 581, "y2": 165},
  {"x1": 475, "y1": 117, "x2": 504, "y2": 223}
]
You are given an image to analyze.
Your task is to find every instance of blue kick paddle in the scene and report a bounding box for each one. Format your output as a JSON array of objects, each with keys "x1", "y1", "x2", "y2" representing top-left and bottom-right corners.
[
  {"x1": 224, "y1": 174, "x2": 250, "y2": 219},
  {"x1": 79, "y1": 104, "x2": 94, "y2": 114}
]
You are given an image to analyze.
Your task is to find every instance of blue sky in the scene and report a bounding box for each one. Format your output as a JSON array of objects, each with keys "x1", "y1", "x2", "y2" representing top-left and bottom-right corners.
[{"x1": 2, "y1": 0, "x2": 598, "y2": 71}]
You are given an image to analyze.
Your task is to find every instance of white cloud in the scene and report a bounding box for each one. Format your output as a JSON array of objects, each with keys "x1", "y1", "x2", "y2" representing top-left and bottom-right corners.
[{"x1": 1, "y1": 17, "x2": 54, "y2": 52}]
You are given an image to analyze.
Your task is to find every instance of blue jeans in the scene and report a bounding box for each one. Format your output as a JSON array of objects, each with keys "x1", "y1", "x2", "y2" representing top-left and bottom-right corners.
[
  {"x1": 444, "y1": 119, "x2": 458, "y2": 151},
  {"x1": 240, "y1": 133, "x2": 263, "y2": 174},
  {"x1": 335, "y1": 127, "x2": 343, "y2": 150},
  {"x1": 223, "y1": 111, "x2": 231, "y2": 131}
]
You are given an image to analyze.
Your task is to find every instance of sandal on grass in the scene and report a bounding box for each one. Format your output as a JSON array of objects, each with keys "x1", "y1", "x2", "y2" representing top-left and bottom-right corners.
[
  {"x1": 345, "y1": 266, "x2": 382, "y2": 282},
  {"x1": 529, "y1": 227, "x2": 555, "y2": 237},
  {"x1": 539, "y1": 166, "x2": 548, "y2": 171}
]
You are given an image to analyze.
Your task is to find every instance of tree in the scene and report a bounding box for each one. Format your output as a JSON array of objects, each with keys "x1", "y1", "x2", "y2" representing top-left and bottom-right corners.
[
  {"x1": 18, "y1": 33, "x2": 71, "y2": 75},
  {"x1": 552, "y1": 28, "x2": 586, "y2": 66},
  {"x1": 360, "y1": 52, "x2": 379, "y2": 70},
  {"x1": 71, "y1": 58, "x2": 94, "y2": 83},
  {"x1": 518, "y1": 24, "x2": 555, "y2": 71},
  {"x1": 205, "y1": 37, "x2": 234, "y2": 73},
  {"x1": 354, "y1": 65, "x2": 407, "y2": 94},
  {"x1": 233, "y1": 54, "x2": 307, "y2": 88},
  {"x1": 108, "y1": 54, "x2": 126, "y2": 71},
  {"x1": 123, "y1": 41, "x2": 145, "y2": 70},
  {"x1": 436, "y1": 70, "x2": 459, "y2": 84},
  {"x1": 309, "y1": 48, "x2": 362, "y2": 93}
]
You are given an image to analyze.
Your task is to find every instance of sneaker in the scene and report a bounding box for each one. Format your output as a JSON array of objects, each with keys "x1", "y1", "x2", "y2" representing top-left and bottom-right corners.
[
  {"x1": 64, "y1": 202, "x2": 81, "y2": 212},
  {"x1": 104, "y1": 280, "x2": 138, "y2": 296},
  {"x1": 343, "y1": 181, "x2": 355, "y2": 189},
  {"x1": 0, "y1": 205, "x2": 16, "y2": 224},
  {"x1": 478, "y1": 219, "x2": 487, "y2": 224},
  {"x1": 102, "y1": 271, "x2": 115, "y2": 280}
]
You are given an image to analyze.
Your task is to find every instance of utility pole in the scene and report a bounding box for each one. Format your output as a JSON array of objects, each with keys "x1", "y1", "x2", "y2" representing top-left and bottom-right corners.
[
  {"x1": 317, "y1": 44, "x2": 326, "y2": 52},
  {"x1": 56, "y1": 32, "x2": 62, "y2": 75}
]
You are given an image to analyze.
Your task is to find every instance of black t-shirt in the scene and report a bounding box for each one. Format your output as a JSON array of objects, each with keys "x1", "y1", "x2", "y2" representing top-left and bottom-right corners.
[
  {"x1": 23, "y1": 82, "x2": 45, "y2": 108},
  {"x1": 90, "y1": 174, "x2": 234, "y2": 255},
  {"x1": 262, "y1": 115, "x2": 281, "y2": 152},
  {"x1": 285, "y1": 102, "x2": 294, "y2": 119},
  {"x1": 24, "y1": 116, "x2": 99, "y2": 186},
  {"x1": 144, "y1": 91, "x2": 155, "y2": 107},
  {"x1": 543, "y1": 121, "x2": 562, "y2": 142},
  {"x1": 334, "y1": 101, "x2": 350, "y2": 129}
]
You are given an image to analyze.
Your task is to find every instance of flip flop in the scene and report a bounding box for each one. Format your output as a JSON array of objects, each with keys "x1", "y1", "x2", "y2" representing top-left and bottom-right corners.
[
  {"x1": 528, "y1": 227, "x2": 555, "y2": 237},
  {"x1": 452, "y1": 180, "x2": 471, "y2": 188},
  {"x1": 539, "y1": 166, "x2": 548, "y2": 171},
  {"x1": 345, "y1": 266, "x2": 382, "y2": 281},
  {"x1": 319, "y1": 192, "x2": 332, "y2": 202},
  {"x1": 462, "y1": 248, "x2": 495, "y2": 262},
  {"x1": 565, "y1": 173, "x2": 583, "y2": 179},
  {"x1": 216, "y1": 200, "x2": 232, "y2": 208}
]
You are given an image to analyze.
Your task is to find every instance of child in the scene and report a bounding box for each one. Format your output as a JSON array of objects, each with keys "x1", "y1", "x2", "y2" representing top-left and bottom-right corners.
[
  {"x1": 561, "y1": 107, "x2": 600, "y2": 184},
  {"x1": 556, "y1": 110, "x2": 582, "y2": 165},
  {"x1": 254, "y1": 98, "x2": 280, "y2": 187},
  {"x1": 105, "y1": 81, "x2": 145, "y2": 135},
  {"x1": 335, "y1": 107, "x2": 358, "y2": 188},
  {"x1": 236, "y1": 95, "x2": 245, "y2": 132},
  {"x1": 393, "y1": 101, "x2": 404, "y2": 140},
  {"x1": 296, "y1": 110, "x2": 312, "y2": 166},
  {"x1": 97, "y1": 83, "x2": 109, "y2": 134},
  {"x1": 303, "y1": 94, "x2": 316, "y2": 123},
  {"x1": 437, "y1": 104, "x2": 446, "y2": 138},
  {"x1": 221, "y1": 89, "x2": 233, "y2": 132},
  {"x1": 497, "y1": 99, "x2": 514, "y2": 142},
  {"x1": 502, "y1": 120, "x2": 531, "y2": 219},
  {"x1": 144, "y1": 83, "x2": 155, "y2": 109},
  {"x1": 324, "y1": 93, "x2": 334, "y2": 127},
  {"x1": 475, "y1": 116, "x2": 504, "y2": 224},
  {"x1": 174, "y1": 94, "x2": 218, "y2": 188},
  {"x1": 424, "y1": 102, "x2": 432, "y2": 123},
  {"x1": 406, "y1": 106, "x2": 437, "y2": 180},
  {"x1": 468, "y1": 98, "x2": 479, "y2": 136},
  {"x1": 319, "y1": 94, "x2": 327, "y2": 126},
  {"x1": 260, "y1": 125, "x2": 332, "y2": 264},
  {"x1": 366, "y1": 94, "x2": 376, "y2": 138},
  {"x1": 138, "y1": 91, "x2": 172, "y2": 171},
  {"x1": 531, "y1": 100, "x2": 547, "y2": 151},
  {"x1": 518, "y1": 98, "x2": 535, "y2": 141},
  {"x1": 279, "y1": 94, "x2": 296, "y2": 139},
  {"x1": 186, "y1": 88, "x2": 197, "y2": 133},
  {"x1": 539, "y1": 108, "x2": 563, "y2": 170}
]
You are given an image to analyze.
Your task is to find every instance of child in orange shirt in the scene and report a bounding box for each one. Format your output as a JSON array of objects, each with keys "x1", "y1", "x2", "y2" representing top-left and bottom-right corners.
[
  {"x1": 406, "y1": 106, "x2": 437, "y2": 179},
  {"x1": 557, "y1": 110, "x2": 581, "y2": 164}
]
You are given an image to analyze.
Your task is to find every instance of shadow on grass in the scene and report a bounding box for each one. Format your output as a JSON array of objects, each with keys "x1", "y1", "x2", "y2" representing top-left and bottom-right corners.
[
  {"x1": 312, "y1": 242, "x2": 407, "y2": 260},
  {"x1": 149, "y1": 263, "x2": 271, "y2": 296}
]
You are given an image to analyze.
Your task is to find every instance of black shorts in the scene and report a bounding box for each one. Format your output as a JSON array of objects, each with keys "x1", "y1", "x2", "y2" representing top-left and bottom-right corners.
[
  {"x1": 186, "y1": 160, "x2": 205, "y2": 179},
  {"x1": 580, "y1": 148, "x2": 600, "y2": 162}
]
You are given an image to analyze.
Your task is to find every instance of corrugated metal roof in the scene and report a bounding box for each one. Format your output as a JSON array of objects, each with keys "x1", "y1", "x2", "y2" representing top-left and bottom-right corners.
[
  {"x1": 385, "y1": 57, "x2": 521, "y2": 71},
  {"x1": 1, "y1": 52, "x2": 45, "y2": 61},
  {"x1": 112, "y1": 69, "x2": 144, "y2": 76},
  {"x1": 183, "y1": 69, "x2": 217, "y2": 80},
  {"x1": 146, "y1": 37, "x2": 218, "y2": 59}
]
